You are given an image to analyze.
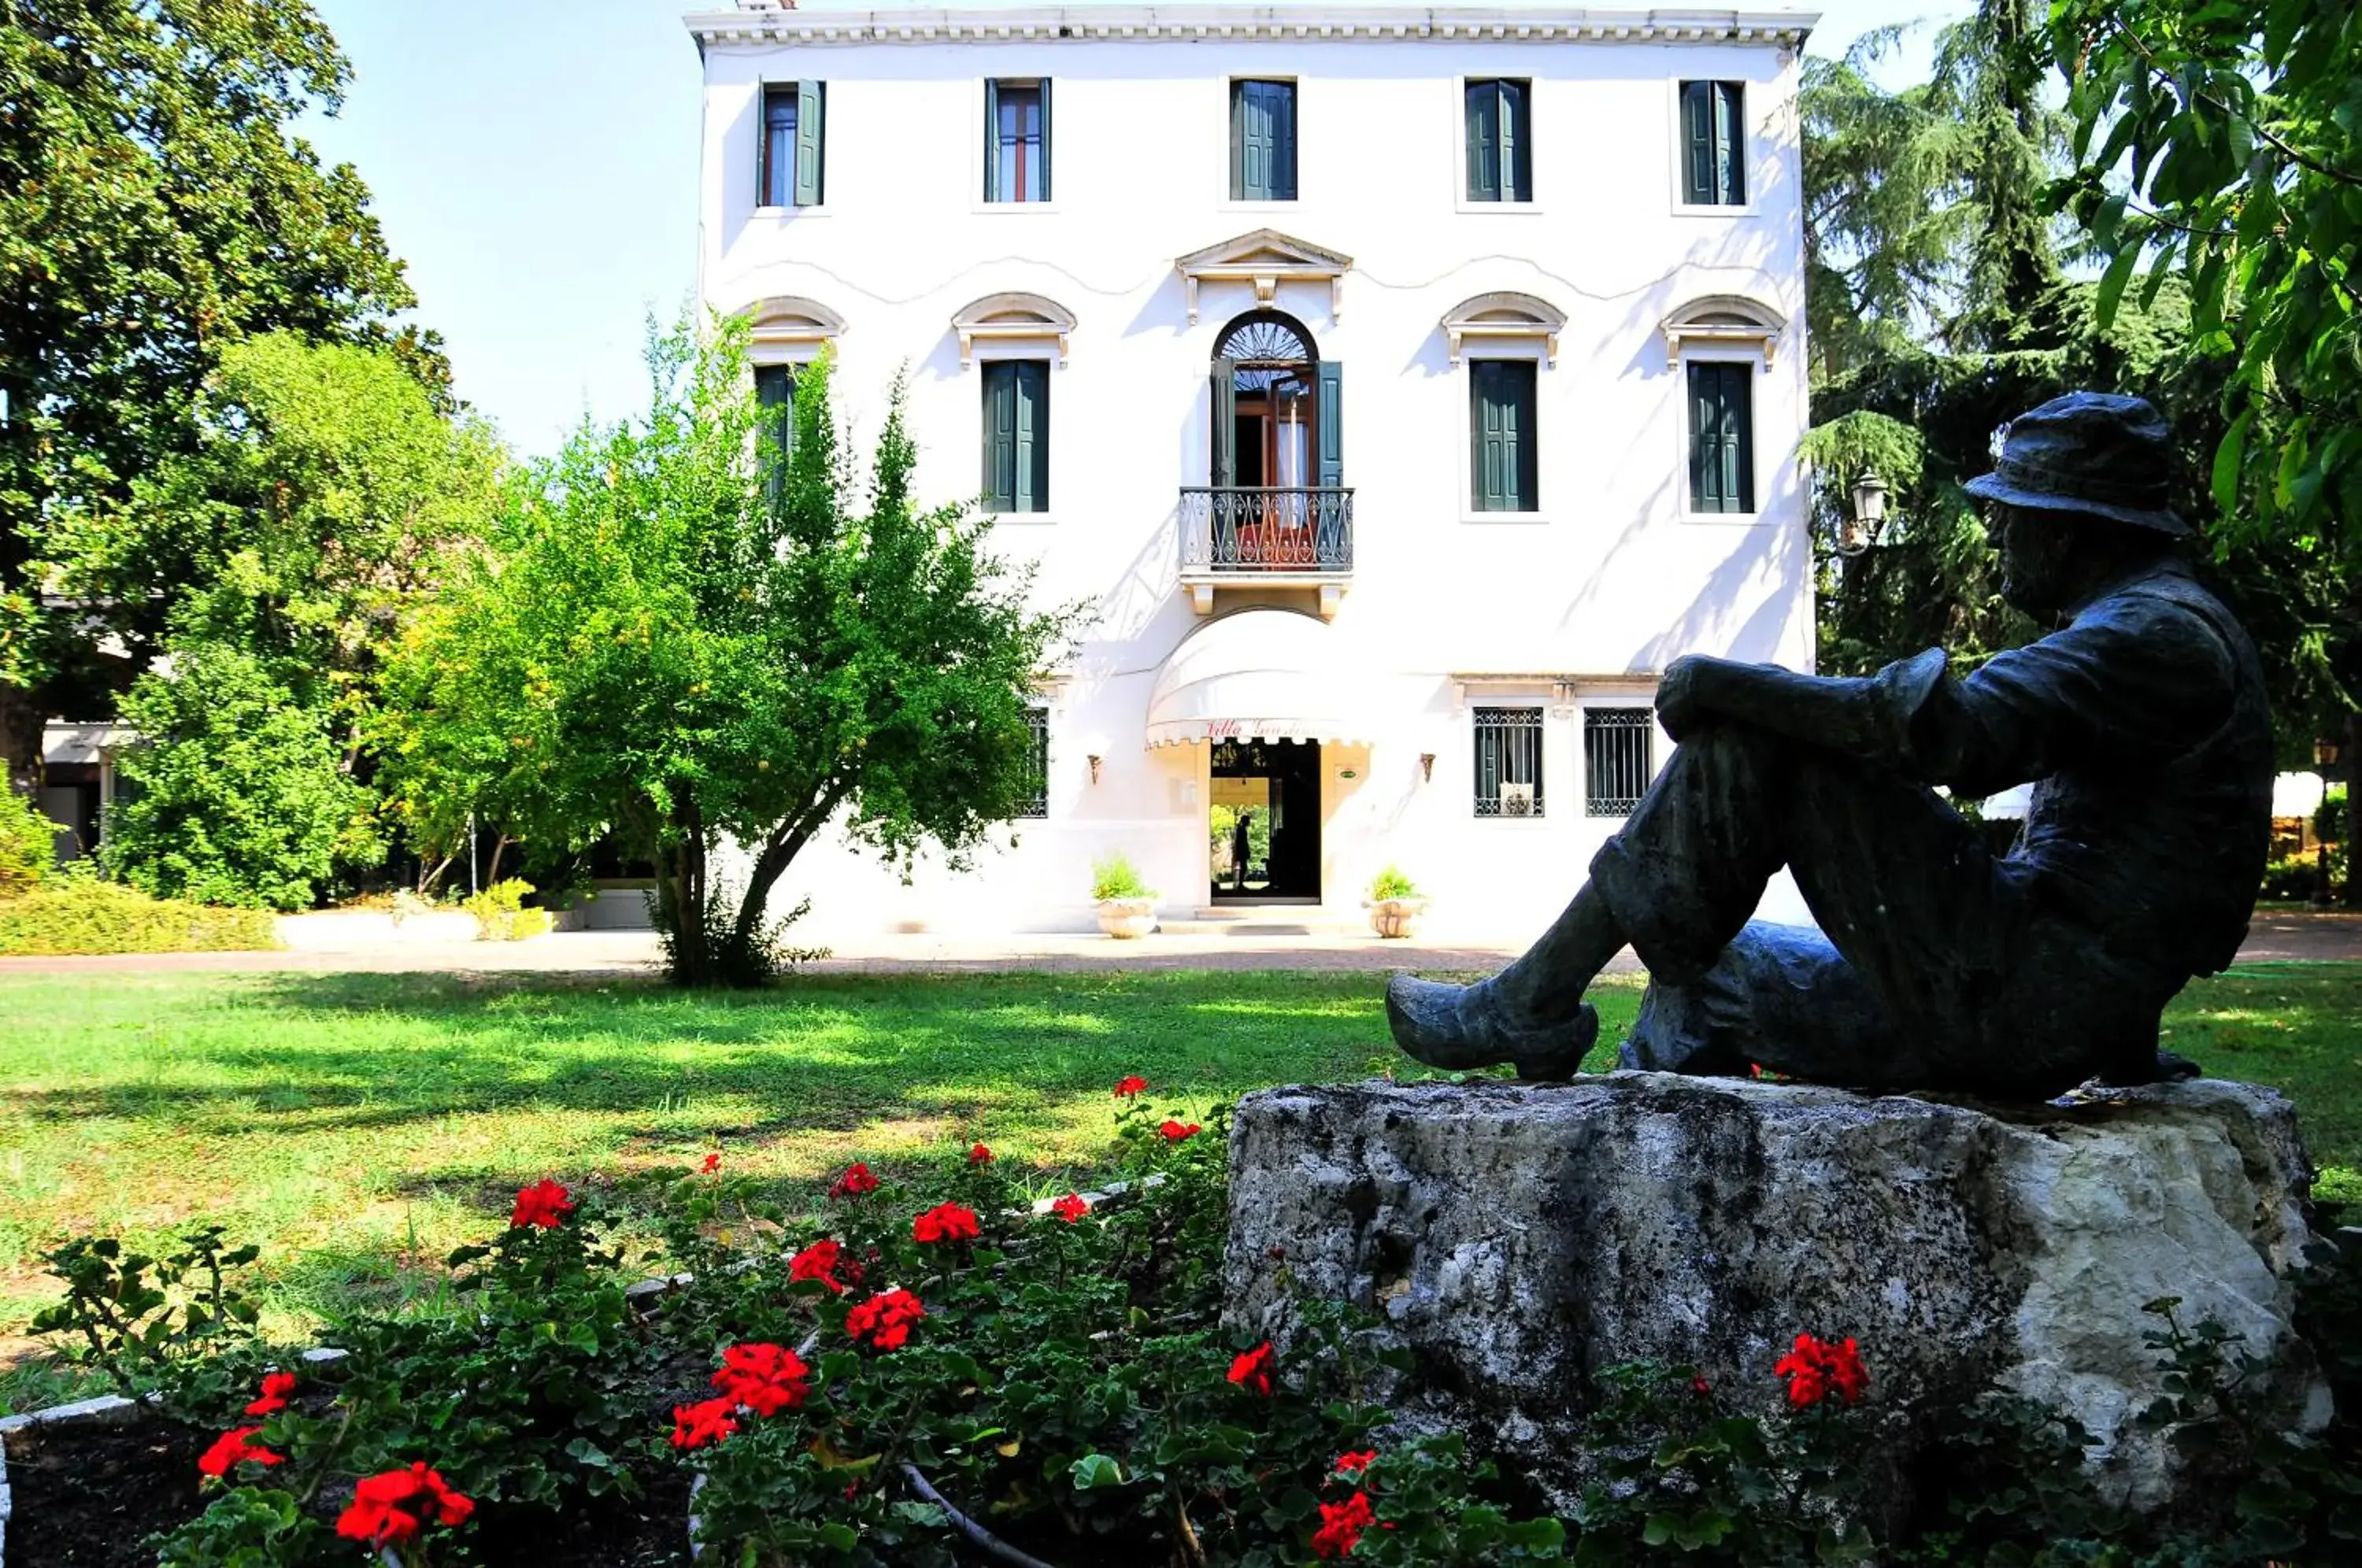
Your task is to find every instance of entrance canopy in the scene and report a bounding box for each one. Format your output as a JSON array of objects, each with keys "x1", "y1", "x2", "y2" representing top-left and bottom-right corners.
[{"x1": 1144, "y1": 610, "x2": 1372, "y2": 749}]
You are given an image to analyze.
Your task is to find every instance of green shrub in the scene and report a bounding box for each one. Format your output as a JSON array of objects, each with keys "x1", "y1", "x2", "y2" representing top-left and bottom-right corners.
[
  {"x1": 101, "y1": 639, "x2": 382, "y2": 912},
  {"x1": 1090, "y1": 850, "x2": 1151, "y2": 900},
  {"x1": 1369, "y1": 864, "x2": 1420, "y2": 901},
  {"x1": 2262, "y1": 847, "x2": 2346, "y2": 901},
  {"x1": 0, "y1": 874, "x2": 278, "y2": 955},
  {"x1": 2316, "y1": 787, "x2": 2348, "y2": 845},
  {"x1": 0, "y1": 786, "x2": 61, "y2": 896},
  {"x1": 461, "y1": 877, "x2": 545, "y2": 940}
]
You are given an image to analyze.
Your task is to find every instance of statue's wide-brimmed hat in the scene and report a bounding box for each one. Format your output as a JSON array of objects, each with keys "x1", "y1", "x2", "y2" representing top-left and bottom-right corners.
[{"x1": 1963, "y1": 391, "x2": 2190, "y2": 536}]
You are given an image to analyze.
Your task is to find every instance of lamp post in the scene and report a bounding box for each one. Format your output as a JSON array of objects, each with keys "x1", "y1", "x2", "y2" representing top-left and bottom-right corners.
[
  {"x1": 1839, "y1": 469, "x2": 1889, "y2": 557},
  {"x1": 2314, "y1": 738, "x2": 2342, "y2": 909}
]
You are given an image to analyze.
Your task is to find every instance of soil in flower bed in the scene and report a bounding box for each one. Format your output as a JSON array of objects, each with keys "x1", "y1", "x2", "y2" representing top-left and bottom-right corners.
[
  {"x1": 468, "y1": 1469, "x2": 694, "y2": 1566},
  {"x1": 2, "y1": 1415, "x2": 212, "y2": 1567}
]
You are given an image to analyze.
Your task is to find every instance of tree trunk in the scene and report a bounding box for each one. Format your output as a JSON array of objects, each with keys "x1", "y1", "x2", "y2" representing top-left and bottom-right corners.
[
  {"x1": 0, "y1": 681, "x2": 46, "y2": 797},
  {"x1": 656, "y1": 797, "x2": 716, "y2": 986},
  {"x1": 2343, "y1": 708, "x2": 2360, "y2": 908}
]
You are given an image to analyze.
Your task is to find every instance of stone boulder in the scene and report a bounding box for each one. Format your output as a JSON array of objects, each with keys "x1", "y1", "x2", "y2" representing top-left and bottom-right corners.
[{"x1": 1223, "y1": 1073, "x2": 2327, "y2": 1514}]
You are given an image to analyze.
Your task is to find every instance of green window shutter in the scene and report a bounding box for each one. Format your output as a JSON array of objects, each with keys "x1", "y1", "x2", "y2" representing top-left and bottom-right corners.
[
  {"x1": 1510, "y1": 363, "x2": 1536, "y2": 509},
  {"x1": 756, "y1": 364, "x2": 796, "y2": 506},
  {"x1": 1689, "y1": 363, "x2": 1719, "y2": 511},
  {"x1": 1315, "y1": 361, "x2": 1343, "y2": 489},
  {"x1": 1471, "y1": 362, "x2": 1535, "y2": 511},
  {"x1": 1013, "y1": 361, "x2": 1047, "y2": 512},
  {"x1": 1725, "y1": 364, "x2": 1754, "y2": 510},
  {"x1": 794, "y1": 80, "x2": 824, "y2": 206},
  {"x1": 983, "y1": 362, "x2": 1015, "y2": 511},
  {"x1": 1466, "y1": 80, "x2": 1499, "y2": 202},
  {"x1": 1714, "y1": 82, "x2": 1746, "y2": 204},
  {"x1": 983, "y1": 79, "x2": 1000, "y2": 202},
  {"x1": 1210, "y1": 359, "x2": 1238, "y2": 486},
  {"x1": 1502, "y1": 80, "x2": 1531, "y2": 202},
  {"x1": 761, "y1": 85, "x2": 797, "y2": 206},
  {"x1": 1230, "y1": 82, "x2": 1252, "y2": 200},
  {"x1": 1272, "y1": 83, "x2": 1298, "y2": 199},
  {"x1": 1680, "y1": 81, "x2": 1713, "y2": 205},
  {"x1": 1038, "y1": 77, "x2": 1052, "y2": 202},
  {"x1": 1688, "y1": 363, "x2": 1755, "y2": 512}
]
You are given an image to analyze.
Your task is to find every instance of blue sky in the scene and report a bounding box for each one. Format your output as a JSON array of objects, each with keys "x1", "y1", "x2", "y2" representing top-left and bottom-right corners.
[{"x1": 305, "y1": 2, "x2": 1968, "y2": 457}]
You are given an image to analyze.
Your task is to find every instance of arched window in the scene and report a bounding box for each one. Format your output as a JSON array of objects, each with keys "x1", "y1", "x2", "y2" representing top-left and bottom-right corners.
[
  {"x1": 1215, "y1": 309, "x2": 1318, "y2": 388},
  {"x1": 1212, "y1": 311, "x2": 1324, "y2": 496}
]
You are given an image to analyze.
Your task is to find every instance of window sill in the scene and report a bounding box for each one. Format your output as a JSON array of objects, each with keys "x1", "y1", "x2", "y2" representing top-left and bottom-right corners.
[
  {"x1": 1671, "y1": 202, "x2": 1759, "y2": 218},
  {"x1": 972, "y1": 202, "x2": 1061, "y2": 214},
  {"x1": 1216, "y1": 198, "x2": 1301, "y2": 212},
  {"x1": 1462, "y1": 511, "x2": 1550, "y2": 525},
  {"x1": 1679, "y1": 511, "x2": 1768, "y2": 525},
  {"x1": 985, "y1": 512, "x2": 1059, "y2": 525},
  {"x1": 1454, "y1": 199, "x2": 1544, "y2": 215},
  {"x1": 752, "y1": 204, "x2": 833, "y2": 218},
  {"x1": 1474, "y1": 812, "x2": 1552, "y2": 823}
]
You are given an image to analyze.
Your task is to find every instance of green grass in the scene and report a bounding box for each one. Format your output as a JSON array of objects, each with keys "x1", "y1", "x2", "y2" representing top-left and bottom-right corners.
[{"x1": 1, "y1": 963, "x2": 2356, "y2": 1413}]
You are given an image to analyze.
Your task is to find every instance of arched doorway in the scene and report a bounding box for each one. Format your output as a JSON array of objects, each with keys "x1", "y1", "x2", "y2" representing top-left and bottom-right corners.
[{"x1": 1205, "y1": 312, "x2": 1343, "y2": 568}]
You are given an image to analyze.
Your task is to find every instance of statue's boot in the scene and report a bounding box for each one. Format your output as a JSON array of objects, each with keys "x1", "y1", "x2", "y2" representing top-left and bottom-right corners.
[{"x1": 1384, "y1": 974, "x2": 1597, "y2": 1081}]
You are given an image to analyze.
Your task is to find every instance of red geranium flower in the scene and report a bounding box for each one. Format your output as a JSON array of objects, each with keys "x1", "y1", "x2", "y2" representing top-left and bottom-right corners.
[
  {"x1": 197, "y1": 1426, "x2": 283, "y2": 1478},
  {"x1": 713, "y1": 1341, "x2": 813, "y2": 1416},
  {"x1": 1050, "y1": 1193, "x2": 1090, "y2": 1223},
  {"x1": 1113, "y1": 1075, "x2": 1149, "y2": 1097},
  {"x1": 790, "y1": 1237, "x2": 849, "y2": 1294},
  {"x1": 1158, "y1": 1119, "x2": 1201, "y2": 1141},
  {"x1": 967, "y1": 1142, "x2": 994, "y2": 1165},
  {"x1": 1774, "y1": 1333, "x2": 1869, "y2": 1407},
  {"x1": 1335, "y1": 1450, "x2": 1377, "y2": 1477},
  {"x1": 243, "y1": 1370, "x2": 297, "y2": 1416},
  {"x1": 510, "y1": 1178, "x2": 574, "y2": 1229},
  {"x1": 913, "y1": 1201, "x2": 981, "y2": 1244},
  {"x1": 1312, "y1": 1490, "x2": 1375, "y2": 1558},
  {"x1": 830, "y1": 1163, "x2": 881, "y2": 1199},
  {"x1": 845, "y1": 1287, "x2": 927, "y2": 1352},
  {"x1": 671, "y1": 1395, "x2": 740, "y2": 1451},
  {"x1": 701, "y1": 1152, "x2": 721, "y2": 1175},
  {"x1": 335, "y1": 1463, "x2": 473, "y2": 1547},
  {"x1": 1227, "y1": 1341, "x2": 1276, "y2": 1398}
]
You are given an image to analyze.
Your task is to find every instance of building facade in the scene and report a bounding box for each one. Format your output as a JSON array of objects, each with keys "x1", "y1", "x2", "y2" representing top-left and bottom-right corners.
[{"x1": 687, "y1": 2, "x2": 1820, "y2": 939}]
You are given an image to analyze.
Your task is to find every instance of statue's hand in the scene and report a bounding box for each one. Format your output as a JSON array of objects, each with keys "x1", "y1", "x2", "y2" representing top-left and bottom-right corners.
[{"x1": 1656, "y1": 655, "x2": 1718, "y2": 741}]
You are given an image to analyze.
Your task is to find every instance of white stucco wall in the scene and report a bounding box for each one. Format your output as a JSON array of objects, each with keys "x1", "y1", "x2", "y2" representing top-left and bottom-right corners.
[{"x1": 687, "y1": 4, "x2": 1819, "y2": 940}]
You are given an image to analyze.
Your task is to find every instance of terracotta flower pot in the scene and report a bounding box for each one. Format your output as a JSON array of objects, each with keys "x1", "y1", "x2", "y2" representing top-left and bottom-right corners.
[
  {"x1": 1096, "y1": 897, "x2": 1158, "y2": 939},
  {"x1": 1365, "y1": 896, "x2": 1427, "y2": 939}
]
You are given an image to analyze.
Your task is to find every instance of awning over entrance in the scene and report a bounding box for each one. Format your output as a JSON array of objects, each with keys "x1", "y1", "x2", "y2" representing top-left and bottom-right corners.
[{"x1": 1143, "y1": 609, "x2": 1372, "y2": 749}]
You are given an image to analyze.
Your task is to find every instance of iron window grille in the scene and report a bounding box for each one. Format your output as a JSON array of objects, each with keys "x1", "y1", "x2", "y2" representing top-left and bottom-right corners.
[
  {"x1": 1017, "y1": 708, "x2": 1050, "y2": 817},
  {"x1": 1584, "y1": 708, "x2": 1654, "y2": 816},
  {"x1": 1474, "y1": 706, "x2": 1545, "y2": 818}
]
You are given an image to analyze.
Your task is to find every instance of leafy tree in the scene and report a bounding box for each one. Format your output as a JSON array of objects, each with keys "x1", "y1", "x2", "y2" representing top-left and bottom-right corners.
[
  {"x1": 2044, "y1": 0, "x2": 2362, "y2": 883},
  {"x1": 0, "y1": 0, "x2": 425, "y2": 794},
  {"x1": 0, "y1": 783, "x2": 61, "y2": 897},
  {"x1": 376, "y1": 320, "x2": 1081, "y2": 986},
  {"x1": 102, "y1": 641, "x2": 379, "y2": 910}
]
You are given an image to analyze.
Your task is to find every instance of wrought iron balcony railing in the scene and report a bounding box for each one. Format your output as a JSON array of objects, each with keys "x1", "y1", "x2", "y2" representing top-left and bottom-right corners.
[{"x1": 1179, "y1": 486, "x2": 1354, "y2": 574}]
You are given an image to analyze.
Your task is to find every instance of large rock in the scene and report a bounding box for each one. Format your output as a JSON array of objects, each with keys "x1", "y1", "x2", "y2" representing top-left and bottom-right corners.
[{"x1": 1223, "y1": 1073, "x2": 2327, "y2": 1514}]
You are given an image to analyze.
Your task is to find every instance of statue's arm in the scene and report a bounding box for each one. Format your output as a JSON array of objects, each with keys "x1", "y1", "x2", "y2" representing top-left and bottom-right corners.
[{"x1": 1657, "y1": 649, "x2": 1947, "y2": 765}]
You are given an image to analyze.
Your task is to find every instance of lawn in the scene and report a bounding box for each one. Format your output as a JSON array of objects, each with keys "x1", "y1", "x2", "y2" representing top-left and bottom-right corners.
[{"x1": 1, "y1": 962, "x2": 2356, "y2": 1414}]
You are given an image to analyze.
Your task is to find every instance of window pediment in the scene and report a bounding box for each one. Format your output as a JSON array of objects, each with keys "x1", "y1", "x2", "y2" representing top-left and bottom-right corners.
[
  {"x1": 1660, "y1": 294, "x2": 1785, "y2": 368},
  {"x1": 952, "y1": 291, "x2": 1077, "y2": 367},
  {"x1": 1442, "y1": 291, "x2": 1568, "y2": 368},
  {"x1": 739, "y1": 295, "x2": 845, "y2": 361},
  {"x1": 1175, "y1": 228, "x2": 1354, "y2": 324}
]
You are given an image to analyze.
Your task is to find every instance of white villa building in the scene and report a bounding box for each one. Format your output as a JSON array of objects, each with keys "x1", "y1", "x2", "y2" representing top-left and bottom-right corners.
[{"x1": 687, "y1": 1, "x2": 1821, "y2": 941}]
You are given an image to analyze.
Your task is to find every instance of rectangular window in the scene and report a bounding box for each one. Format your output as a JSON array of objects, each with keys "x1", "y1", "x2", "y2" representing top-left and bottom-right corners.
[
  {"x1": 1473, "y1": 707, "x2": 1545, "y2": 818},
  {"x1": 1465, "y1": 79, "x2": 1532, "y2": 202},
  {"x1": 1018, "y1": 708, "x2": 1050, "y2": 817},
  {"x1": 1231, "y1": 80, "x2": 1298, "y2": 201},
  {"x1": 1469, "y1": 360, "x2": 1539, "y2": 512},
  {"x1": 1686, "y1": 361, "x2": 1755, "y2": 514},
  {"x1": 1679, "y1": 80, "x2": 1746, "y2": 205},
  {"x1": 982, "y1": 360, "x2": 1050, "y2": 513},
  {"x1": 986, "y1": 80, "x2": 1050, "y2": 202},
  {"x1": 760, "y1": 81, "x2": 824, "y2": 207},
  {"x1": 1584, "y1": 709, "x2": 1654, "y2": 817},
  {"x1": 755, "y1": 364, "x2": 796, "y2": 500}
]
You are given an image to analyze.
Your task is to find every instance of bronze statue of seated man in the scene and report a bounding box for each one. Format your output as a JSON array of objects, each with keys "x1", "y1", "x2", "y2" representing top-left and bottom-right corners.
[{"x1": 1388, "y1": 393, "x2": 2273, "y2": 1100}]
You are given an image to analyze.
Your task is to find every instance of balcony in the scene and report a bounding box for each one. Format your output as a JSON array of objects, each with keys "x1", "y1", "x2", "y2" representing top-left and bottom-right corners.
[{"x1": 1178, "y1": 486, "x2": 1354, "y2": 618}]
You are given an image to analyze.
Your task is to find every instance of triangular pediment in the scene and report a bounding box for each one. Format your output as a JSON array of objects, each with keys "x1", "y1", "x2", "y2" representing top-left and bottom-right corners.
[
  {"x1": 1175, "y1": 228, "x2": 1354, "y2": 275},
  {"x1": 1175, "y1": 230, "x2": 1355, "y2": 323}
]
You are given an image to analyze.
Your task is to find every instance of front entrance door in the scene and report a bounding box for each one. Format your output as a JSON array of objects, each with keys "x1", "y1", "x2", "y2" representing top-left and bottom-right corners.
[{"x1": 1209, "y1": 738, "x2": 1321, "y2": 902}]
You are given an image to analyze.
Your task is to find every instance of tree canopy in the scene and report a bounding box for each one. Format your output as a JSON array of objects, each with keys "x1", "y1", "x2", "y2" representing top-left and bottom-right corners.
[
  {"x1": 376, "y1": 320, "x2": 1081, "y2": 985},
  {"x1": 0, "y1": 0, "x2": 427, "y2": 790}
]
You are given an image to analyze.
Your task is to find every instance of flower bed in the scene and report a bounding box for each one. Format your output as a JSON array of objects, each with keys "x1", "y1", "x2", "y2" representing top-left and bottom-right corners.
[{"x1": 9, "y1": 1086, "x2": 2361, "y2": 1566}]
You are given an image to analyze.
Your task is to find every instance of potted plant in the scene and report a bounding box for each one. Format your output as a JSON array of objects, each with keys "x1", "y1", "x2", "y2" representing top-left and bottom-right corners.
[
  {"x1": 1091, "y1": 852, "x2": 1158, "y2": 938},
  {"x1": 1365, "y1": 865, "x2": 1427, "y2": 938}
]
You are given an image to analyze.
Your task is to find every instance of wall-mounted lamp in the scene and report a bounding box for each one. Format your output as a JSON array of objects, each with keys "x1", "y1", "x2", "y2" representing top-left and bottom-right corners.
[
  {"x1": 1419, "y1": 753, "x2": 1435, "y2": 782},
  {"x1": 1087, "y1": 754, "x2": 1102, "y2": 785},
  {"x1": 1838, "y1": 469, "x2": 1890, "y2": 557}
]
